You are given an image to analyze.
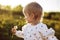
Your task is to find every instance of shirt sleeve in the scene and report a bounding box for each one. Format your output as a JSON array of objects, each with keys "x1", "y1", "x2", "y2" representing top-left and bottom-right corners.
[
  {"x1": 15, "y1": 25, "x2": 27, "y2": 38},
  {"x1": 15, "y1": 30, "x2": 24, "y2": 38},
  {"x1": 41, "y1": 24, "x2": 58, "y2": 40},
  {"x1": 43, "y1": 28, "x2": 58, "y2": 40}
]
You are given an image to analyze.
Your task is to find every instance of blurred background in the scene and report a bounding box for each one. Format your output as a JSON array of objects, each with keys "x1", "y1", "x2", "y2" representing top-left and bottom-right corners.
[{"x1": 0, "y1": 0, "x2": 60, "y2": 40}]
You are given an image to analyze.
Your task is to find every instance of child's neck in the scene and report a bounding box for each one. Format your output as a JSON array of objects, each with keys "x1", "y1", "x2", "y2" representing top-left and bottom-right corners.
[{"x1": 30, "y1": 21, "x2": 40, "y2": 26}]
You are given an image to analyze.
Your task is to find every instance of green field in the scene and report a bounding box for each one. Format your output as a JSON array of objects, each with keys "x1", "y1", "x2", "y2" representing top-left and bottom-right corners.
[{"x1": 0, "y1": 5, "x2": 60, "y2": 40}]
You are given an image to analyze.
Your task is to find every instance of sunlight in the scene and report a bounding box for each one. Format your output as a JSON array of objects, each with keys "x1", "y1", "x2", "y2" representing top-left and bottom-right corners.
[
  {"x1": 0, "y1": 0, "x2": 22, "y2": 8},
  {"x1": 0, "y1": 0, "x2": 35, "y2": 8},
  {"x1": 0, "y1": 0, "x2": 60, "y2": 12}
]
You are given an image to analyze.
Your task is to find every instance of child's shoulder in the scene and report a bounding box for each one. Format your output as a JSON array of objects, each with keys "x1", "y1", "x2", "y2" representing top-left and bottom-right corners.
[
  {"x1": 22, "y1": 23, "x2": 30, "y2": 29},
  {"x1": 39, "y1": 22, "x2": 47, "y2": 26},
  {"x1": 38, "y1": 22, "x2": 48, "y2": 29}
]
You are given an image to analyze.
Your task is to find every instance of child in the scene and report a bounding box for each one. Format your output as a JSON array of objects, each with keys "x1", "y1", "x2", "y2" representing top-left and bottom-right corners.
[{"x1": 12, "y1": 2, "x2": 58, "y2": 40}]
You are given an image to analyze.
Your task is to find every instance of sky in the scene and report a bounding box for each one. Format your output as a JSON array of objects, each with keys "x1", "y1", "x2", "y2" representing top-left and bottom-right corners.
[{"x1": 0, "y1": 0, "x2": 60, "y2": 12}]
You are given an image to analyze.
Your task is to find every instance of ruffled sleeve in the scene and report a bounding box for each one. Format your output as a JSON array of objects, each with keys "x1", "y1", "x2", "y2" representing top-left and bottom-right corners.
[
  {"x1": 15, "y1": 25, "x2": 27, "y2": 38},
  {"x1": 15, "y1": 30, "x2": 24, "y2": 38},
  {"x1": 43, "y1": 28, "x2": 58, "y2": 40},
  {"x1": 40, "y1": 23, "x2": 58, "y2": 40}
]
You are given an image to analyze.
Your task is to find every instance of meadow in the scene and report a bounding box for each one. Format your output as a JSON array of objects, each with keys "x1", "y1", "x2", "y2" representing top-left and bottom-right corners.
[{"x1": 0, "y1": 5, "x2": 60, "y2": 40}]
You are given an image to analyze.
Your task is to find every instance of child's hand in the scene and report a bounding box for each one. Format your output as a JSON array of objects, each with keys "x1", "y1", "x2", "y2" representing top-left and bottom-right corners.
[{"x1": 11, "y1": 26, "x2": 18, "y2": 35}]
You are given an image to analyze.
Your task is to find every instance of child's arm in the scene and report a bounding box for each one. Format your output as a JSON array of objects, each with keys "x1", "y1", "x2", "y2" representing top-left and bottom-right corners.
[
  {"x1": 42, "y1": 28, "x2": 58, "y2": 40},
  {"x1": 11, "y1": 26, "x2": 25, "y2": 38},
  {"x1": 15, "y1": 30, "x2": 24, "y2": 38},
  {"x1": 40, "y1": 24, "x2": 58, "y2": 40}
]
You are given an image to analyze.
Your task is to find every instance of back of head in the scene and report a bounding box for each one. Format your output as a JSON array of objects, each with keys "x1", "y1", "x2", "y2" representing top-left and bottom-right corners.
[{"x1": 23, "y1": 2, "x2": 43, "y2": 22}]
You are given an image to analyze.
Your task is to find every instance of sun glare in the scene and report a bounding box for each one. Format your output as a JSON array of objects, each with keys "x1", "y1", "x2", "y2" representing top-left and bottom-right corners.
[{"x1": 0, "y1": 0, "x2": 60, "y2": 12}]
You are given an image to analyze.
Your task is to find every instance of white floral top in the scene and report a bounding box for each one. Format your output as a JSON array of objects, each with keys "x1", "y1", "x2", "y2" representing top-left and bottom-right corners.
[{"x1": 15, "y1": 23, "x2": 58, "y2": 40}]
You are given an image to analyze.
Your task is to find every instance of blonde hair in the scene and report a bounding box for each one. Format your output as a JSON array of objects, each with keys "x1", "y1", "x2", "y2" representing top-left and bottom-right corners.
[{"x1": 23, "y1": 2, "x2": 43, "y2": 22}]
